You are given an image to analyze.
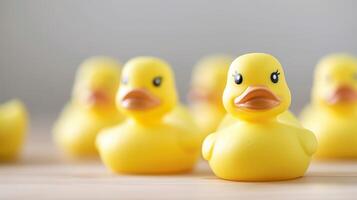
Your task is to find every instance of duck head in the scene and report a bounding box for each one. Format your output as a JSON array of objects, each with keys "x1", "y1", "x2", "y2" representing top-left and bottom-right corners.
[
  {"x1": 312, "y1": 54, "x2": 357, "y2": 111},
  {"x1": 188, "y1": 55, "x2": 232, "y2": 108},
  {"x1": 73, "y1": 57, "x2": 121, "y2": 111},
  {"x1": 117, "y1": 57, "x2": 178, "y2": 123},
  {"x1": 223, "y1": 53, "x2": 291, "y2": 121}
]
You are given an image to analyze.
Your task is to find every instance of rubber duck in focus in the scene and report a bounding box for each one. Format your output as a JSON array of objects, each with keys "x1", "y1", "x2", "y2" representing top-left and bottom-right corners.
[{"x1": 203, "y1": 53, "x2": 317, "y2": 181}]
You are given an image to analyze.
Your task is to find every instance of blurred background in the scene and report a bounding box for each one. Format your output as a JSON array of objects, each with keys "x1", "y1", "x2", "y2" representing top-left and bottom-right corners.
[{"x1": 1, "y1": 0, "x2": 356, "y2": 120}]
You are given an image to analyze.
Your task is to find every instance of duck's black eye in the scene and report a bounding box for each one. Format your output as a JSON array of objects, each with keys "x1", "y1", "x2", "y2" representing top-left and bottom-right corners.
[
  {"x1": 152, "y1": 76, "x2": 162, "y2": 87},
  {"x1": 121, "y1": 77, "x2": 128, "y2": 85},
  {"x1": 270, "y1": 70, "x2": 280, "y2": 84},
  {"x1": 233, "y1": 72, "x2": 243, "y2": 85}
]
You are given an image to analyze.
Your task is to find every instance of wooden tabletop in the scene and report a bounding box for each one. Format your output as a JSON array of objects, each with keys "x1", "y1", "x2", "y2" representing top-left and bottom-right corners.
[{"x1": 1, "y1": 124, "x2": 357, "y2": 200}]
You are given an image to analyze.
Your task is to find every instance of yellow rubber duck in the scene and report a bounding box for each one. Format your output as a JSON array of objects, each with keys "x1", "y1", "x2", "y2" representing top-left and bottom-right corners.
[
  {"x1": 300, "y1": 54, "x2": 357, "y2": 159},
  {"x1": 0, "y1": 100, "x2": 28, "y2": 161},
  {"x1": 188, "y1": 55, "x2": 233, "y2": 137},
  {"x1": 53, "y1": 57, "x2": 125, "y2": 158},
  {"x1": 96, "y1": 57, "x2": 200, "y2": 174},
  {"x1": 203, "y1": 53, "x2": 317, "y2": 181}
]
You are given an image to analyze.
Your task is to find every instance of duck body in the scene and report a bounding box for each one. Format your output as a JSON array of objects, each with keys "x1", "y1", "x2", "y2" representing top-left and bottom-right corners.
[
  {"x1": 191, "y1": 103, "x2": 226, "y2": 136},
  {"x1": 301, "y1": 106, "x2": 357, "y2": 159},
  {"x1": 0, "y1": 100, "x2": 28, "y2": 161},
  {"x1": 54, "y1": 103, "x2": 123, "y2": 158},
  {"x1": 166, "y1": 104, "x2": 198, "y2": 131},
  {"x1": 97, "y1": 118, "x2": 199, "y2": 174},
  {"x1": 204, "y1": 120, "x2": 315, "y2": 181}
]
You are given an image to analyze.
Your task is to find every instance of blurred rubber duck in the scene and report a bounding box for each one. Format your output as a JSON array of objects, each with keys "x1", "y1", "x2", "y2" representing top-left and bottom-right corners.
[
  {"x1": 0, "y1": 100, "x2": 28, "y2": 161},
  {"x1": 301, "y1": 54, "x2": 357, "y2": 159},
  {"x1": 218, "y1": 110, "x2": 301, "y2": 130},
  {"x1": 53, "y1": 57, "x2": 124, "y2": 158},
  {"x1": 188, "y1": 55, "x2": 233, "y2": 137},
  {"x1": 203, "y1": 53, "x2": 317, "y2": 181},
  {"x1": 97, "y1": 57, "x2": 200, "y2": 174}
]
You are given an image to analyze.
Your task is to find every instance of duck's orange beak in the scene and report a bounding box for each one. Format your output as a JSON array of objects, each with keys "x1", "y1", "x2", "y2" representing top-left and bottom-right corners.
[
  {"x1": 187, "y1": 87, "x2": 219, "y2": 103},
  {"x1": 86, "y1": 89, "x2": 110, "y2": 105},
  {"x1": 327, "y1": 85, "x2": 357, "y2": 104},
  {"x1": 234, "y1": 86, "x2": 281, "y2": 110},
  {"x1": 121, "y1": 89, "x2": 161, "y2": 110}
]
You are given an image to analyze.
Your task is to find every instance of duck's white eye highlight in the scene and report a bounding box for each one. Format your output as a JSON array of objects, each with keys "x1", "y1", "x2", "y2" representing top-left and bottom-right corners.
[
  {"x1": 270, "y1": 70, "x2": 280, "y2": 84},
  {"x1": 233, "y1": 71, "x2": 243, "y2": 85}
]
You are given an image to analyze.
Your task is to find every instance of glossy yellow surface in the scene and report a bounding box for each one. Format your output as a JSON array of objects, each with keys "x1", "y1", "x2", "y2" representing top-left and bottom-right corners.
[
  {"x1": 97, "y1": 57, "x2": 200, "y2": 174},
  {"x1": 203, "y1": 53, "x2": 317, "y2": 181},
  {"x1": 53, "y1": 57, "x2": 124, "y2": 158},
  {"x1": 218, "y1": 110, "x2": 301, "y2": 130},
  {"x1": 189, "y1": 55, "x2": 233, "y2": 138},
  {"x1": 301, "y1": 54, "x2": 357, "y2": 159},
  {"x1": 0, "y1": 100, "x2": 28, "y2": 161}
]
